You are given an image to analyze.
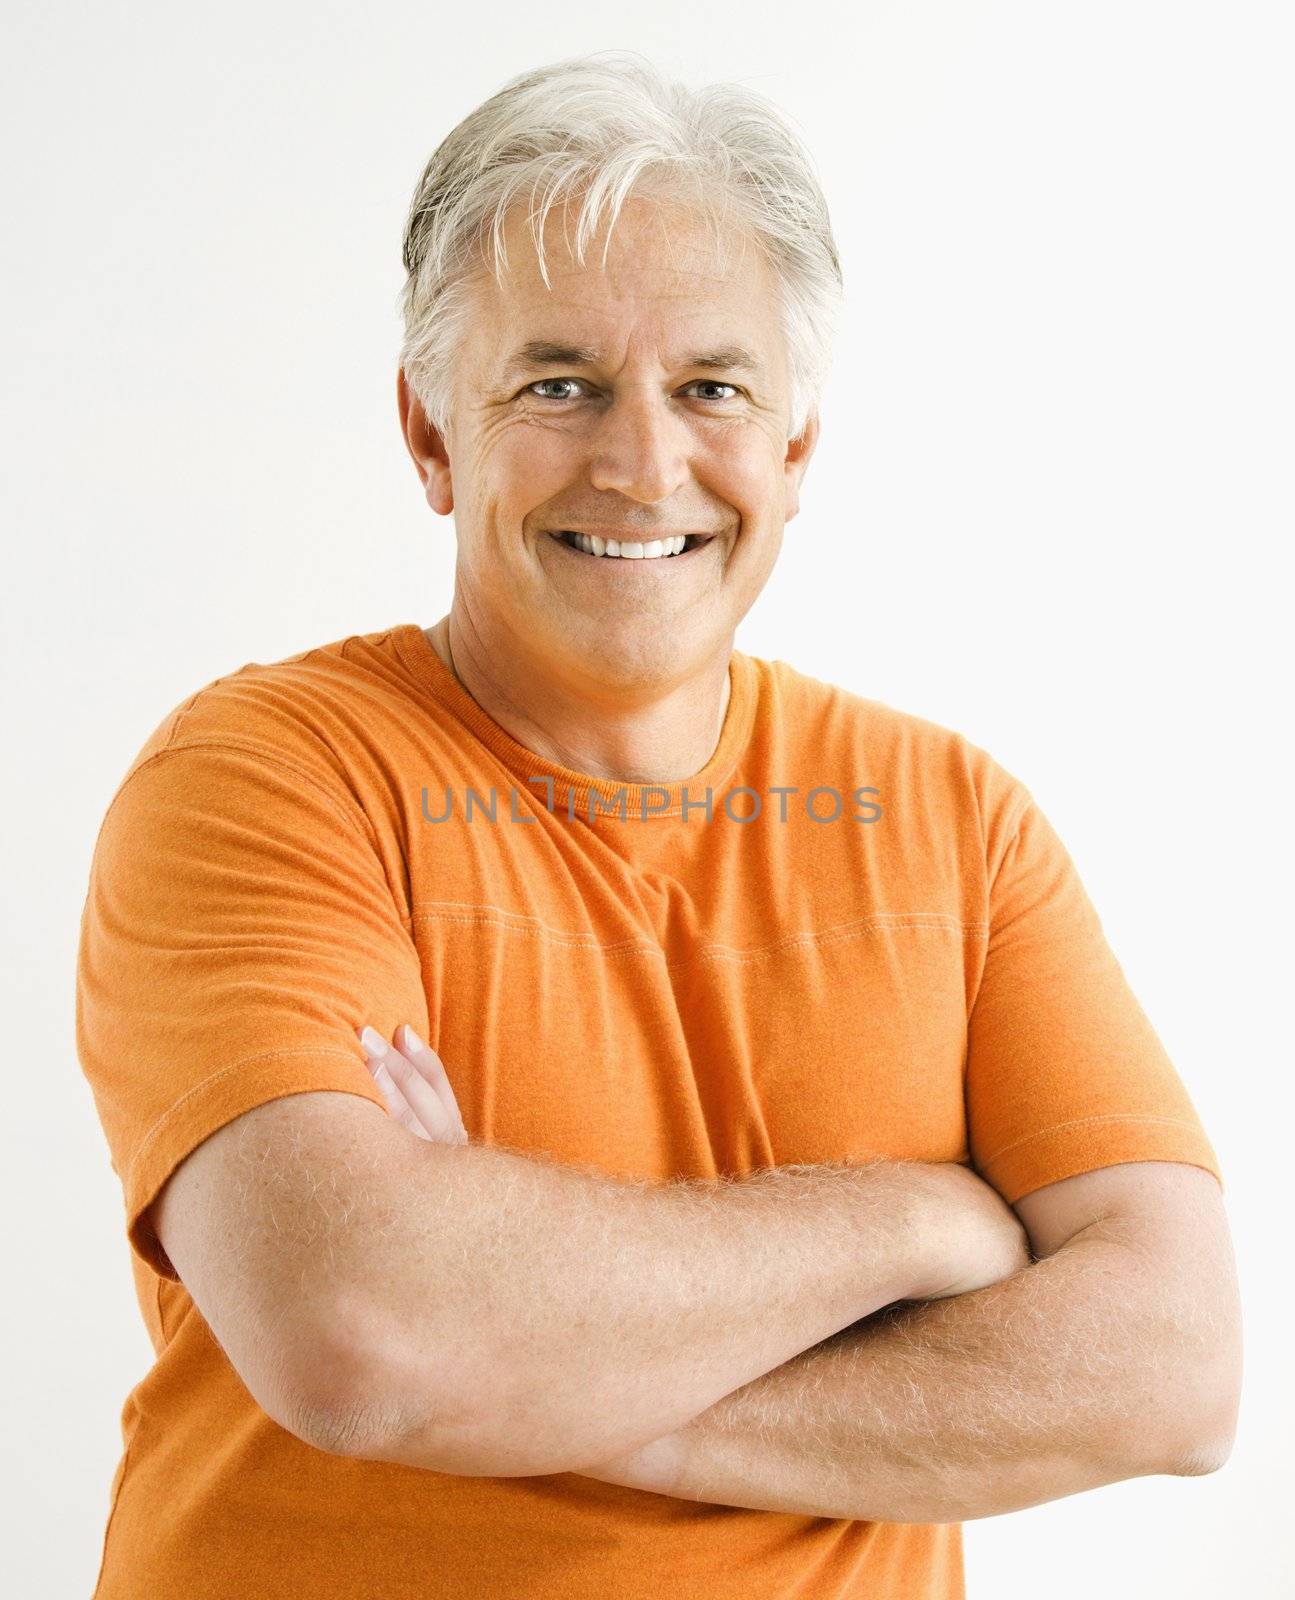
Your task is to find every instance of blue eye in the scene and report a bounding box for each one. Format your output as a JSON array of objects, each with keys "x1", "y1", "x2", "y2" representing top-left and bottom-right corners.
[
  {"x1": 688, "y1": 381, "x2": 740, "y2": 402},
  {"x1": 526, "y1": 379, "x2": 740, "y2": 403},
  {"x1": 528, "y1": 378, "x2": 585, "y2": 400}
]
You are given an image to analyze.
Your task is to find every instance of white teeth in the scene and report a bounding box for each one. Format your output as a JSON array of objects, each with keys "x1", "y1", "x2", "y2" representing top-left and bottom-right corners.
[{"x1": 562, "y1": 532, "x2": 690, "y2": 559}]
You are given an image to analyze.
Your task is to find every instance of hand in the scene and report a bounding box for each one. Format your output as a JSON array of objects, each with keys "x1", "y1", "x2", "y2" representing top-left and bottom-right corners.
[
  {"x1": 357, "y1": 1023, "x2": 469, "y2": 1145},
  {"x1": 355, "y1": 1020, "x2": 686, "y2": 1496},
  {"x1": 906, "y1": 1161, "x2": 1034, "y2": 1301}
]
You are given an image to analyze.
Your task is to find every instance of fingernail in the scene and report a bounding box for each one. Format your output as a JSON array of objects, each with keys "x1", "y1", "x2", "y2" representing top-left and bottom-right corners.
[
  {"x1": 404, "y1": 1025, "x2": 426, "y2": 1053},
  {"x1": 359, "y1": 1026, "x2": 387, "y2": 1058}
]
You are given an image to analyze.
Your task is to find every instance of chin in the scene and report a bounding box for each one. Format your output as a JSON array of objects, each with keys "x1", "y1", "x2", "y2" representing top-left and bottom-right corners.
[{"x1": 557, "y1": 621, "x2": 705, "y2": 688}]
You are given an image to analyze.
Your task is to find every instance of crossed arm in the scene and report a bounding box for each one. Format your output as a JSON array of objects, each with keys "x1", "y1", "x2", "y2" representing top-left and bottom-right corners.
[
  {"x1": 360, "y1": 1030, "x2": 1242, "y2": 1524},
  {"x1": 576, "y1": 1161, "x2": 1242, "y2": 1522}
]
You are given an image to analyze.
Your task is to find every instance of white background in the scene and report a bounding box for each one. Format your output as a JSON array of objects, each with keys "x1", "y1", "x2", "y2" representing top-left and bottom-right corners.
[{"x1": 3, "y1": 2, "x2": 1291, "y2": 1595}]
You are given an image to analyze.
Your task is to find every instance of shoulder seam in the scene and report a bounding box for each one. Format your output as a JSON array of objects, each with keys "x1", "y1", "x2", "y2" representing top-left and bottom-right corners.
[
  {"x1": 104, "y1": 739, "x2": 381, "y2": 853},
  {"x1": 988, "y1": 789, "x2": 1034, "y2": 893}
]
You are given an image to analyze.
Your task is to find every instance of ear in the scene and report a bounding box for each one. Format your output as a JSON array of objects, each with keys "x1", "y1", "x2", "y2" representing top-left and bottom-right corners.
[
  {"x1": 397, "y1": 368, "x2": 454, "y2": 515},
  {"x1": 783, "y1": 408, "x2": 820, "y2": 524}
]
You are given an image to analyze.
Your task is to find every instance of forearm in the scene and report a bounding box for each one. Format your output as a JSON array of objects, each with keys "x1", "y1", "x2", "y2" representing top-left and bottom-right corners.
[
  {"x1": 576, "y1": 1224, "x2": 1223, "y2": 1523},
  {"x1": 359, "y1": 1145, "x2": 946, "y2": 1476}
]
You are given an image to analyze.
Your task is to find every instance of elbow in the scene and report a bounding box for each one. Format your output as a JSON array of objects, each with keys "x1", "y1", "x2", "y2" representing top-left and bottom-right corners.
[
  {"x1": 268, "y1": 1290, "x2": 448, "y2": 1461},
  {"x1": 311, "y1": 1391, "x2": 589, "y2": 1479},
  {"x1": 1155, "y1": 1377, "x2": 1241, "y2": 1480},
  {"x1": 278, "y1": 1325, "x2": 413, "y2": 1460},
  {"x1": 270, "y1": 1261, "x2": 601, "y2": 1475},
  {"x1": 1148, "y1": 1295, "x2": 1243, "y2": 1480},
  {"x1": 287, "y1": 1316, "x2": 577, "y2": 1477},
  {"x1": 1170, "y1": 1437, "x2": 1234, "y2": 1477},
  {"x1": 1164, "y1": 1395, "x2": 1240, "y2": 1479},
  {"x1": 292, "y1": 1386, "x2": 398, "y2": 1460},
  {"x1": 206, "y1": 1312, "x2": 397, "y2": 1459},
  {"x1": 289, "y1": 1353, "x2": 477, "y2": 1465}
]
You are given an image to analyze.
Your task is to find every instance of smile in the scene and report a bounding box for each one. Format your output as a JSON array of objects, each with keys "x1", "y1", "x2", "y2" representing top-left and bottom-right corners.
[{"x1": 546, "y1": 530, "x2": 712, "y2": 560}]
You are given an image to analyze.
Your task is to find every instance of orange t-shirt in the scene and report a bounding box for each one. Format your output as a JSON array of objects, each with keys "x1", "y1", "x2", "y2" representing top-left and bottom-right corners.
[{"x1": 76, "y1": 622, "x2": 1222, "y2": 1599}]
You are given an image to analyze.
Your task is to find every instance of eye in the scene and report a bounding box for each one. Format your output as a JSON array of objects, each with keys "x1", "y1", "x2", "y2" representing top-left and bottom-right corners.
[
  {"x1": 524, "y1": 378, "x2": 742, "y2": 403},
  {"x1": 527, "y1": 378, "x2": 588, "y2": 401}
]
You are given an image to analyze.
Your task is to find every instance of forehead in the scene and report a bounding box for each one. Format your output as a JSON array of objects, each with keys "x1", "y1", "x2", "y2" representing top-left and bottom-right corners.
[{"x1": 467, "y1": 192, "x2": 781, "y2": 368}]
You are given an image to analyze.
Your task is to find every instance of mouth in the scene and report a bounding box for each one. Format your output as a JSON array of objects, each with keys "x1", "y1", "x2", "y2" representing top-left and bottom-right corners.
[{"x1": 545, "y1": 530, "x2": 714, "y2": 561}]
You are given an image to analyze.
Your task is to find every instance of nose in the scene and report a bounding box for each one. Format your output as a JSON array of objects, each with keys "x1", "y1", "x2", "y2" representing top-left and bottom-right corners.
[{"x1": 587, "y1": 386, "x2": 692, "y2": 504}]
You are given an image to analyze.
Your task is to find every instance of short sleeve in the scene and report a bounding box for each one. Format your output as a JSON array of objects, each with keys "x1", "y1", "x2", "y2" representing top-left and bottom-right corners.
[
  {"x1": 965, "y1": 790, "x2": 1222, "y2": 1204},
  {"x1": 75, "y1": 741, "x2": 429, "y2": 1281}
]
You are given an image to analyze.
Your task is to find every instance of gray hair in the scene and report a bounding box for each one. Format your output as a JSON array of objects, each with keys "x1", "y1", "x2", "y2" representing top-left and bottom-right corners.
[{"x1": 398, "y1": 51, "x2": 843, "y2": 444}]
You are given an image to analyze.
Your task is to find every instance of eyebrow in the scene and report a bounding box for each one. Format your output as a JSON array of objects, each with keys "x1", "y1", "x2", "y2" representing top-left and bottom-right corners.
[{"x1": 498, "y1": 339, "x2": 764, "y2": 383}]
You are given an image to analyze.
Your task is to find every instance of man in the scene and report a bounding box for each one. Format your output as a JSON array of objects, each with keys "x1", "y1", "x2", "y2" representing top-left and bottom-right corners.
[{"x1": 76, "y1": 52, "x2": 1240, "y2": 1600}]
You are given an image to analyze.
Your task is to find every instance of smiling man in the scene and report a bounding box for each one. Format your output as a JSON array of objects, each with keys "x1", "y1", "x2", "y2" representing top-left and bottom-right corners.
[
  {"x1": 403, "y1": 189, "x2": 804, "y2": 790},
  {"x1": 76, "y1": 51, "x2": 1240, "y2": 1600}
]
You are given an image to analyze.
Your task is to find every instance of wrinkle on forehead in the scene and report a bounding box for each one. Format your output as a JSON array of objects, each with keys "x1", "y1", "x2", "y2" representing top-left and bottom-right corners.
[
  {"x1": 491, "y1": 179, "x2": 751, "y2": 289},
  {"x1": 448, "y1": 189, "x2": 790, "y2": 428},
  {"x1": 491, "y1": 188, "x2": 761, "y2": 304},
  {"x1": 476, "y1": 204, "x2": 777, "y2": 360}
]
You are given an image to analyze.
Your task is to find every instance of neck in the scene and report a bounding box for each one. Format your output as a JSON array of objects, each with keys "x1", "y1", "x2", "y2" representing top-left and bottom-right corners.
[{"x1": 424, "y1": 611, "x2": 733, "y2": 784}]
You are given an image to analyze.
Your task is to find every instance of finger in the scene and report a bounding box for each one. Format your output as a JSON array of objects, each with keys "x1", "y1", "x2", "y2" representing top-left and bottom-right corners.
[
  {"x1": 359, "y1": 1027, "x2": 456, "y2": 1143},
  {"x1": 396, "y1": 1024, "x2": 470, "y2": 1143},
  {"x1": 368, "y1": 1058, "x2": 435, "y2": 1143},
  {"x1": 375, "y1": 1044, "x2": 460, "y2": 1143}
]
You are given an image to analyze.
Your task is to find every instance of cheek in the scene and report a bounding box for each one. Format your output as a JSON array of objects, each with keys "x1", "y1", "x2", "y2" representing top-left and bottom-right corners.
[
  {"x1": 698, "y1": 431, "x2": 782, "y2": 508},
  {"x1": 480, "y1": 425, "x2": 580, "y2": 514}
]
